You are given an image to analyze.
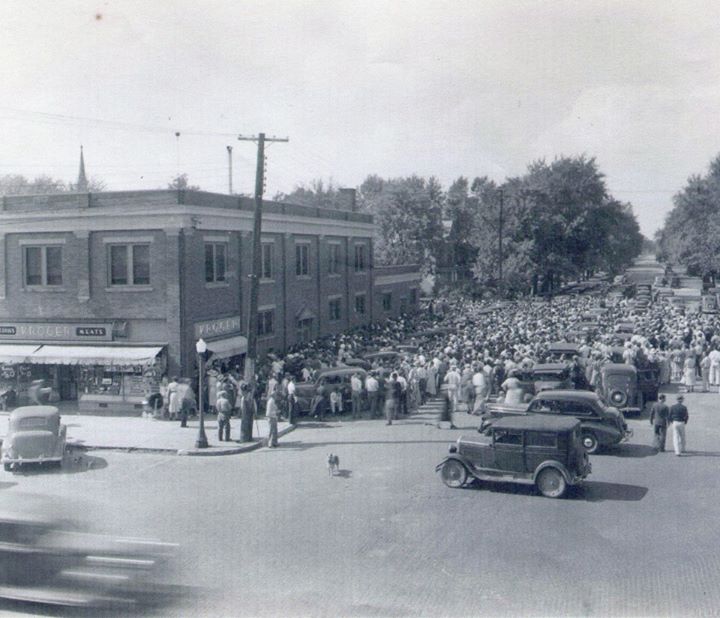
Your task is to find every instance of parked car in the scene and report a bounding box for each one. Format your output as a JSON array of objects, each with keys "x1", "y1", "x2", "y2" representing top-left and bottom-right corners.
[
  {"x1": 598, "y1": 363, "x2": 652, "y2": 415},
  {"x1": 436, "y1": 415, "x2": 591, "y2": 498},
  {"x1": 517, "y1": 363, "x2": 572, "y2": 396},
  {"x1": 1, "y1": 406, "x2": 66, "y2": 471},
  {"x1": 481, "y1": 390, "x2": 631, "y2": 454},
  {"x1": 362, "y1": 350, "x2": 401, "y2": 366},
  {"x1": 545, "y1": 342, "x2": 583, "y2": 362},
  {"x1": 293, "y1": 367, "x2": 368, "y2": 415}
]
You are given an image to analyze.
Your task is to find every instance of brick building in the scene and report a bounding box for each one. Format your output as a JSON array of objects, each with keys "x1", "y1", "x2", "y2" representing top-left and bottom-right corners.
[{"x1": 0, "y1": 189, "x2": 420, "y2": 412}]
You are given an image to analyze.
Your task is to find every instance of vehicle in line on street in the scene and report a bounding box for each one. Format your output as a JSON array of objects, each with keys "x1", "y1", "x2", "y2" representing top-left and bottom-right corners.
[
  {"x1": 702, "y1": 294, "x2": 719, "y2": 314},
  {"x1": 481, "y1": 390, "x2": 631, "y2": 454},
  {"x1": 1, "y1": 406, "x2": 66, "y2": 472},
  {"x1": 598, "y1": 363, "x2": 644, "y2": 415},
  {"x1": 362, "y1": 350, "x2": 402, "y2": 368},
  {"x1": 436, "y1": 415, "x2": 591, "y2": 498},
  {"x1": 515, "y1": 364, "x2": 573, "y2": 397},
  {"x1": 545, "y1": 342, "x2": 583, "y2": 363},
  {"x1": 293, "y1": 367, "x2": 368, "y2": 415},
  {"x1": 341, "y1": 358, "x2": 373, "y2": 371}
]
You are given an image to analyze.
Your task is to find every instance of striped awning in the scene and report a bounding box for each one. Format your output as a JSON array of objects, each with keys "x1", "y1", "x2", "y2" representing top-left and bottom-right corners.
[{"x1": 26, "y1": 345, "x2": 164, "y2": 367}]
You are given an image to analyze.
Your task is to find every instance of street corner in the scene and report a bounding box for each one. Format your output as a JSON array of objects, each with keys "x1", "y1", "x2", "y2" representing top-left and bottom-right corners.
[{"x1": 178, "y1": 422, "x2": 295, "y2": 456}]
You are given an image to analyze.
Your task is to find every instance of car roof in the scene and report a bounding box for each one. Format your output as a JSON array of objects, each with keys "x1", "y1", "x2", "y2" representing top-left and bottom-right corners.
[
  {"x1": 363, "y1": 350, "x2": 400, "y2": 359},
  {"x1": 10, "y1": 405, "x2": 59, "y2": 419},
  {"x1": 534, "y1": 389, "x2": 602, "y2": 402},
  {"x1": 547, "y1": 342, "x2": 581, "y2": 352},
  {"x1": 602, "y1": 363, "x2": 637, "y2": 374},
  {"x1": 531, "y1": 363, "x2": 568, "y2": 372},
  {"x1": 487, "y1": 415, "x2": 580, "y2": 432},
  {"x1": 318, "y1": 367, "x2": 366, "y2": 377}
]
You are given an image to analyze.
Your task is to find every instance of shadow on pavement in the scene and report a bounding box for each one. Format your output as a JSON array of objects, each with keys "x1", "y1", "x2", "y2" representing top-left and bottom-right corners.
[
  {"x1": 680, "y1": 450, "x2": 720, "y2": 457},
  {"x1": 0, "y1": 481, "x2": 17, "y2": 490},
  {"x1": 611, "y1": 443, "x2": 658, "y2": 458},
  {"x1": 578, "y1": 480, "x2": 648, "y2": 502},
  {"x1": 264, "y1": 439, "x2": 451, "y2": 451},
  {"x1": 9, "y1": 453, "x2": 108, "y2": 476},
  {"x1": 335, "y1": 469, "x2": 352, "y2": 478}
]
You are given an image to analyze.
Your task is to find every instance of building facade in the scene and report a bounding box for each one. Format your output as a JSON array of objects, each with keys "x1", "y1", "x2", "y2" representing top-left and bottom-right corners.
[{"x1": 0, "y1": 190, "x2": 420, "y2": 412}]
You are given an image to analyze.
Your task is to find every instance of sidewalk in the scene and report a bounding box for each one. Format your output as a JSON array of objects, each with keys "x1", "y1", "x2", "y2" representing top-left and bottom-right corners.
[{"x1": 0, "y1": 411, "x2": 294, "y2": 456}]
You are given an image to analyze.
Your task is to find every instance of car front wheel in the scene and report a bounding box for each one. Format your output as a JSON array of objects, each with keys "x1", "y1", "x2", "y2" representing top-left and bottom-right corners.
[
  {"x1": 440, "y1": 460, "x2": 468, "y2": 488},
  {"x1": 536, "y1": 467, "x2": 567, "y2": 498},
  {"x1": 581, "y1": 431, "x2": 600, "y2": 454}
]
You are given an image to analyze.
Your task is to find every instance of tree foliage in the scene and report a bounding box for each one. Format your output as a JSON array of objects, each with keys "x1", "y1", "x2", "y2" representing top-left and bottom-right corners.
[
  {"x1": 0, "y1": 174, "x2": 106, "y2": 195},
  {"x1": 657, "y1": 155, "x2": 720, "y2": 276},
  {"x1": 168, "y1": 173, "x2": 200, "y2": 191}
]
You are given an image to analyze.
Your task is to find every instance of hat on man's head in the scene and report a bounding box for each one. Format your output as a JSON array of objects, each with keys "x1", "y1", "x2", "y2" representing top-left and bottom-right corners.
[
  {"x1": 658, "y1": 394, "x2": 666, "y2": 401},
  {"x1": 677, "y1": 395, "x2": 684, "y2": 401}
]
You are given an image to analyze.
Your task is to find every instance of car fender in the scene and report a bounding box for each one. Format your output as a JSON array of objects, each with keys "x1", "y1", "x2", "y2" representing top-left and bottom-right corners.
[
  {"x1": 533, "y1": 460, "x2": 572, "y2": 485},
  {"x1": 435, "y1": 454, "x2": 472, "y2": 473},
  {"x1": 581, "y1": 420, "x2": 622, "y2": 445}
]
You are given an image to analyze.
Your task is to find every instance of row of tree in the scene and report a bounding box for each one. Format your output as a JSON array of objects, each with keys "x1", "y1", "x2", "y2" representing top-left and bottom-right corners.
[
  {"x1": 0, "y1": 174, "x2": 106, "y2": 196},
  {"x1": 277, "y1": 156, "x2": 643, "y2": 296},
  {"x1": 656, "y1": 154, "x2": 720, "y2": 278}
]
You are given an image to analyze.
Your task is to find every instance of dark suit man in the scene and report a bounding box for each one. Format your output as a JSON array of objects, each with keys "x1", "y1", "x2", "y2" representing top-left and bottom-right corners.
[
  {"x1": 238, "y1": 385, "x2": 257, "y2": 442},
  {"x1": 649, "y1": 393, "x2": 669, "y2": 452}
]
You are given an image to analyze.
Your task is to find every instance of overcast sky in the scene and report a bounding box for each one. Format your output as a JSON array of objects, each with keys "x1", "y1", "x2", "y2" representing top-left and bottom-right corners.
[{"x1": 2, "y1": 0, "x2": 720, "y2": 235}]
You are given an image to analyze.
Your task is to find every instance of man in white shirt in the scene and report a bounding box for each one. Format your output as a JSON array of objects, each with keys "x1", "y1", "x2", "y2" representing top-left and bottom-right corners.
[
  {"x1": 365, "y1": 372, "x2": 380, "y2": 418},
  {"x1": 350, "y1": 373, "x2": 364, "y2": 419},
  {"x1": 709, "y1": 348, "x2": 720, "y2": 385},
  {"x1": 471, "y1": 366, "x2": 488, "y2": 414},
  {"x1": 444, "y1": 365, "x2": 461, "y2": 412}
]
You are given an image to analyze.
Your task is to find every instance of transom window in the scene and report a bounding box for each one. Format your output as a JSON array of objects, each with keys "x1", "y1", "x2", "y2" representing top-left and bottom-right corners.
[
  {"x1": 109, "y1": 244, "x2": 150, "y2": 286},
  {"x1": 204, "y1": 242, "x2": 227, "y2": 283},
  {"x1": 24, "y1": 246, "x2": 63, "y2": 287},
  {"x1": 296, "y1": 244, "x2": 309, "y2": 277}
]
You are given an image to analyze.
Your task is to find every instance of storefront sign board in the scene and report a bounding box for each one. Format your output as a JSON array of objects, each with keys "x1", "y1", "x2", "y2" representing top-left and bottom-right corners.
[
  {"x1": 0, "y1": 322, "x2": 113, "y2": 341},
  {"x1": 194, "y1": 316, "x2": 243, "y2": 339}
]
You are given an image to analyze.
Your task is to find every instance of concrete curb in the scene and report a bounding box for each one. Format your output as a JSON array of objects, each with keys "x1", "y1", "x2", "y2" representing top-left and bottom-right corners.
[{"x1": 71, "y1": 424, "x2": 297, "y2": 457}]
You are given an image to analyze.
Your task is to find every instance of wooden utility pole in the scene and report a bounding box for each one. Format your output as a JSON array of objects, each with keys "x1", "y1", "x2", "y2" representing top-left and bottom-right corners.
[
  {"x1": 238, "y1": 133, "x2": 289, "y2": 391},
  {"x1": 226, "y1": 145, "x2": 233, "y2": 194}
]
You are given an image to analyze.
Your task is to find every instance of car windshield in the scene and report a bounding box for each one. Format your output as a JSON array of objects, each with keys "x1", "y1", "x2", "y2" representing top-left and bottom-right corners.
[{"x1": 535, "y1": 372, "x2": 566, "y2": 381}]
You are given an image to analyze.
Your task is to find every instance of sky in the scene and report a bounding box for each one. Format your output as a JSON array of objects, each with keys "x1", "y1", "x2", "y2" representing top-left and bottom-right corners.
[{"x1": 2, "y1": 0, "x2": 720, "y2": 236}]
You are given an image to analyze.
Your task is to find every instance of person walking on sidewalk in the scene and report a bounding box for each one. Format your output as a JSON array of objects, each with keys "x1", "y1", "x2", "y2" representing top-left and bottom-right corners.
[
  {"x1": 384, "y1": 373, "x2": 400, "y2": 425},
  {"x1": 365, "y1": 372, "x2": 380, "y2": 418},
  {"x1": 350, "y1": 373, "x2": 363, "y2": 419},
  {"x1": 649, "y1": 393, "x2": 669, "y2": 452},
  {"x1": 216, "y1": 391, "x2": 232, "y2": 442},
  {"x1": 265, "y1": 392, "x2": 280, "y2": 448},
  {"x1": 238, "y1": 383, "x2": 256, "y2": 442},
  {"x1": 167, "y1": 377, "x2": 180, "y2": 422},
  {"x1": 668, "y1": 394, "x2": 689, "y2": 456}
]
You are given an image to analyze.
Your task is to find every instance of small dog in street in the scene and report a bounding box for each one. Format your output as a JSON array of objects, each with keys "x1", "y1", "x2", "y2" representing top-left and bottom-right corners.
[{"x1": 327, "y1": 453, "x2": 340, "y2": 476}]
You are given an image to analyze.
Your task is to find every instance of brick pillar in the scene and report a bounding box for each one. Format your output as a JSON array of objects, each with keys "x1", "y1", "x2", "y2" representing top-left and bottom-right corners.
[
  {"x1": 0, "y1": 233, "x2": 5, "y2": 300},
  {"x1": 75, "y1": 230, "x2": 90, "y2": 303},
  {"x1": 164, "y1": 228, "x2": 183, "y2": 376}
]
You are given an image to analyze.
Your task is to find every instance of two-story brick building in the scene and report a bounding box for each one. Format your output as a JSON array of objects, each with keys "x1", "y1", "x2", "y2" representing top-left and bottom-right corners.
[{"x1": 0, "y1": 189, "x2": 420, "y2": 413}]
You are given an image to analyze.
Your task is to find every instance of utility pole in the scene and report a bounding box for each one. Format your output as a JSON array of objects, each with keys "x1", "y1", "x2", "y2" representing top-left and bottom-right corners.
[
  {"x1": 498, "y1": 188, "x2": 504, "y2": 297},
  {"x1": 226, "y1": 145, "x2": 233, "y2": 194},
  {"x1": 238, "y1": 133, "x2": 289, "y2": 393}
]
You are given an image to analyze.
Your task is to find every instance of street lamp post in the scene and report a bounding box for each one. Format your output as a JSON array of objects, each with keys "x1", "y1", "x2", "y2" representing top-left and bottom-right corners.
[{"x1": 195, "y1": 338, "x2": 209, "y2": 449}]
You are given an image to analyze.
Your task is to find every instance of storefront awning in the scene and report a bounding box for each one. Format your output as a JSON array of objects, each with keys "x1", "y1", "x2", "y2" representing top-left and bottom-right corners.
[
  {"x1": 27, "y1": 345, "x2": 164, "y2": 367},
  {"x1": 0, "y1": 344, "x2": 41, "y2": 364},
  {"x1": 207, "y1": 335, "x2": 248, "y2": 360}
]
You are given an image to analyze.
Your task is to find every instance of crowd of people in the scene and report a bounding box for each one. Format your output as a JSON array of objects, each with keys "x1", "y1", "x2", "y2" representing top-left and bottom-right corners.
[{"x1": 156, "y1": 281, "x2": 720, "y2": 446}]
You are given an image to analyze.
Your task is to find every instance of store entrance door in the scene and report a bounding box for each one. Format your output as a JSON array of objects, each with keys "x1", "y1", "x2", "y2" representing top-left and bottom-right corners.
[{"x1": 57, "y1": 365, "x2": 77, "y2": 400}]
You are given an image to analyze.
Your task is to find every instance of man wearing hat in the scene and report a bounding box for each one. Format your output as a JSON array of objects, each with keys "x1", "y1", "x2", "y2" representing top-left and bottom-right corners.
[
  {"x1": 216, "y1": 390, "x2": 232, "y2": 442},
  {"x1": 649, "y1": 393, "x2": 669, "y2": 452},
  {"x1": 668, "y1": 394, "x2": 689, "y2": 456}
]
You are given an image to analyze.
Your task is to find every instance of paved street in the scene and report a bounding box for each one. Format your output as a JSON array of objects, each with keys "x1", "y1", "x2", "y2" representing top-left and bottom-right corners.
[{"x1": 2, "y1": 389, "x2": 720, "y2": 617}]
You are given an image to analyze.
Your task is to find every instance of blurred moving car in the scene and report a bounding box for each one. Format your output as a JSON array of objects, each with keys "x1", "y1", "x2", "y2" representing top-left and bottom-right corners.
[
  {"x1": 0, "y1": 494, "x2": 180, "y2": 610},
  {"x1": 1, "y1": 406, "x2": 66, "y2": 472},
  {"x1": 436, "y1": 415, "x2": 591, "y2": 498}
]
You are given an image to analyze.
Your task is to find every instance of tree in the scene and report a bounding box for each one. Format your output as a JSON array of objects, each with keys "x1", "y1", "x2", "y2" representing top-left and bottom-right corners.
[
  {"x1": 357, "y1": 174, "x2": 445, "y2": 273},
  {"x1": 0, "y1": 174, "x2": 106, "y2": 196},
  {"x1": 274, "y1": 178, "x2": 343, "y2": 209},
  {"x1": 168, "y1": 173, "x2": 200, "y2": 191}
]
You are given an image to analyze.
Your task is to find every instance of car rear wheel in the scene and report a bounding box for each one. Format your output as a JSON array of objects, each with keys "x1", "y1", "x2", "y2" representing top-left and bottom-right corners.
[
  {"x1": 581, "y1": 431, "x2": 600, "y2": 454},
  {"x1": 440, "y1": 460, "x2": 468, "y2": 488},
  {"x1": 536, "y1": 467, "x2": 567, "y2": 498}
]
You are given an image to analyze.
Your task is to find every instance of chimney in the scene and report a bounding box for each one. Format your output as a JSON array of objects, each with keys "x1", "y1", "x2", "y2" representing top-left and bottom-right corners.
[{"x1": 338, "y1": 188, "x2": 357, "y2": 212}]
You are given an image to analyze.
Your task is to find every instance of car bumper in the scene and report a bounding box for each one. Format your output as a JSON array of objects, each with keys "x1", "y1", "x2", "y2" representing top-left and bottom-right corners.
[{"x1": 1, "y1": 455, "x2": 62, "y2": 464}]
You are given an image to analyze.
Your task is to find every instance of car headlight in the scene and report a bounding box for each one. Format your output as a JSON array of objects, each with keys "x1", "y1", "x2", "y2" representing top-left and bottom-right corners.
[
  {"x1": 610, "y1": 390, "x2": 626, "y2": 405},
  {"x1": 449, "y1": 445, "x2": 457, "y2": 454}
]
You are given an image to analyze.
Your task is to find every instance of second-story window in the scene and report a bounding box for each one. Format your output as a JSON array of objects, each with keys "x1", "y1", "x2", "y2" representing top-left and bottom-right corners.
[
  {"x1": 329, "y1": 297, "x2": 341, "y2": 321},
  {"x1": 354, "y1": 244, "x2": 367, "y2": 272},
  {"x1": 296, "y1": 244, "x2": 309, "y2": 277},
  {"x1": 24, "y1": 246, "x2": 63, "y2": 287},
  {"x1": 328, "y1": 244, "x2": 340, "y2": 275},
  {"x1": 261, "y1": 242, "x2": 274, "y2": 279},
  {"x1": 204, "y1": 243, "x2": 227, "y2": 283},
  {"x1": 109, "y1": 244, "x2": 150, "y2": 286}
]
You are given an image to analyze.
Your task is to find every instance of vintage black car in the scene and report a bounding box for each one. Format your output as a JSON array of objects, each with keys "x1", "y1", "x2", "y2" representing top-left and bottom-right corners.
[
  {"x1": 515, "y1": 364, "x2": 572, "y2": 397},
  {"x1": 293, "y1": 367, "x2": 368, "y2": 415},
  {"x1": 598, "y1": 362, "x2": 657, "y2": 415},
  {"x1": 436, "y1": 415, "x2": 591, "y2": 498},
  {"x1": 482, "y1": 390, "x2": 631, "y2": 454},
  {"x1": 546, "y1": 342, "x2": 583, "y2": 362}
]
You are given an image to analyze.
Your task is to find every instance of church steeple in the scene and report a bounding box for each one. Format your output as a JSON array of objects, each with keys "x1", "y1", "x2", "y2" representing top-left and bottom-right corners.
[{"x1": 77, "y1": 145, "x2": 88, "y2": 192}]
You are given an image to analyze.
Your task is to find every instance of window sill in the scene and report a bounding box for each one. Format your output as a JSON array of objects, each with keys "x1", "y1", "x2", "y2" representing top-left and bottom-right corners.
[
  {"x1": 105, "y1": 286, "x2": 154, "y2": 293},
  {"x1": 23, "y1": 286, "x2": 67, "y2": 293},
  {"x1": 354, "y1": 271, "x2": 368, "y2": 275},
  {"x1": 205, "y1": 282, "x2": 230, "y2": 289},
  {"x1": 296, "y1": 275, "x2": 312, "y2": 281},
  {"x1": 327, "y1": 273, "x2": 341, "y2": 278},
  {"x1": 258, "y1": 334, "x2": 276, "y2": 340},
  {"x1": 260, "y1": 278, "x2": 275, "y2": 284}
]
